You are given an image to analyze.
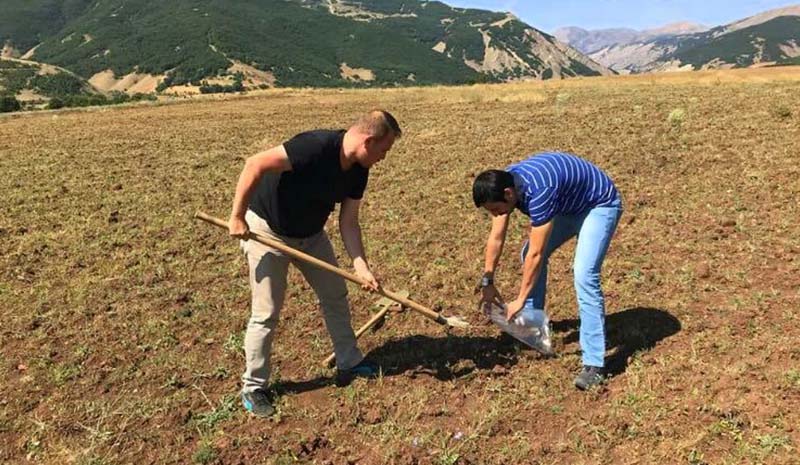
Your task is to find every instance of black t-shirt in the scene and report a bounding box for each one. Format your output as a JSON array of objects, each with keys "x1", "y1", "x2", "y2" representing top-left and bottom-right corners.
[{"x1": 249, "y1": 130, "x2": 369, "y2": 238}]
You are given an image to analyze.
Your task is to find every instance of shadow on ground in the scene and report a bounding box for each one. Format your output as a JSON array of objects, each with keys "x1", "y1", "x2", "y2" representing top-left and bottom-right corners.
[
  {"x1": 274, "y1": 307, "x2": 680, "y2": 394},
  {"x1": 552, "y1": 306, "x2": 681, "y2": 376},
  {"x1": 367, "y1": 333, "x2": 525, "y2": 380},
  {"x1": 273, "y1": 333, "x2": 523, "y2": 394}
]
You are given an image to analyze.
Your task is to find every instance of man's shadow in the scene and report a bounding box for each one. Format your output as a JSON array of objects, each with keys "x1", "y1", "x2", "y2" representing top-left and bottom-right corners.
[
  {"x1": 273, "y1": 334, "x2": 521, "y2": 395},
  {"x1": 552, "y1": 307, "x2": 681, "y2": 376},
  {"x1": 274, "y1": 307, "x2": 679, "y2": 394}
]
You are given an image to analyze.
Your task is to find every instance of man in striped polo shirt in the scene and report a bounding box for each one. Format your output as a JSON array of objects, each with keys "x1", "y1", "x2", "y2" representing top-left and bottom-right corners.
[{"x1": 473, "y1": 152, "x2": 622, "y2": 390}]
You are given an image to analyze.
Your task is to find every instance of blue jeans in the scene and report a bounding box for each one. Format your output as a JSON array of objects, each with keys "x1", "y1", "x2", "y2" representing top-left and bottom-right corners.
[{"x1": 521, "y1": 197, "x2": 622, "y2": 367}]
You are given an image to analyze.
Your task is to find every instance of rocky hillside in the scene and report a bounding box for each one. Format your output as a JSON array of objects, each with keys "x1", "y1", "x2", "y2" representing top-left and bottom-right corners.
[
  {"x1": 554, "y1": 22, "x2": 708, "y2": 55},
  {"x1": 0, "y1": 0, "x2": 612, "y2": 96},
  {"x1": 0, "y1": 57, "x2": 153, "y2": 111},
  {"x1": 573, "y1": 5, "x2": 800, "y2": 73}
]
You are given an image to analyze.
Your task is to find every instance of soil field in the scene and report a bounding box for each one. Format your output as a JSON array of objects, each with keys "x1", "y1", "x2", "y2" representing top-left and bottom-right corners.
[{"x1": 2, "y1": 67, "x2": 800, "y2": 464}]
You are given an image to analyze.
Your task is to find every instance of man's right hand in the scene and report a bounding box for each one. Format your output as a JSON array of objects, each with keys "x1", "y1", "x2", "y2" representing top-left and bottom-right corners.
[
  {"x1": 228, "y1": 215, "x2": 250, "y2": 239},
  {"x1": 479, "y1": 284, "x2": 504, "y2": 315}
]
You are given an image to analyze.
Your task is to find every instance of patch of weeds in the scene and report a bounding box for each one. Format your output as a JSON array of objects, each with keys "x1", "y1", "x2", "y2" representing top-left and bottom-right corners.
[
  {"x1": 687, "y1": 449, "x2": 707, "y2": 465},
  {"x1": 438, "y1": 451, "x2": 460, "y2": 465},
  {"x1": 616, "y1": 391, "x2": 652, "y2": 419},
  {"x1": 496, "y1": 431, "x2": 533, "y2": 462},
  {"x1": 223, "y1": 331, "x2": 245, "y2": 356},
  {"x1": 194, "y1": 366, "x2": 230, "y2": 381},
  {"x1": 755, "y1": 434, "x2": 791, "y2": 454},
  {"x1": 770, "y1": 104, "x2": 792, "y2": 119},
  {"x1": 158, "y1": 333, "x2": 179, "y2": 349},
  {"x1": 308, "y1": 334, "x2": 326, "y2": 352},
  {"x1": 709, "y1": 415, "x2": 744, "y2": 441},
  {"x1": 193, "y1": 441, "x2": 217, "y2": 465},
  {"x1": 194, "y1": 394, "x2": 237, "y2": 432},
  {"x1": 24, "y1": 436, "x2": 43, "y2": 460},
  {"x1": 162, "y1": 373, "x2": 186, "y2": 389},
  {"x1": 212, "y1": 366, "x2": 229, "y2": 379},
  {"x1": 555, "y1": 92, "x2": 571, "y2": 115},
  {"x1": 668, "y1": 108, "x2": 686, "y2": 129},
  {"x1": 431, "y1": 431, "x2": 464, "y2": 465},
  {"x1": 52, "y1": 363, "x2": 81, "y2": 386},
  {"x1": 178, "y1": 306, "x2": 194, "y2": 318},
  {"x1": 625, "y1": 268, "x2": 644, "y2": 284},
  {"x1": 273, "y1": 451, "x2": 297, "y2": 465},
  {"x1": 785, "y1": 369, "x2": 800, "y2": 389},
  {"x1": 343, "y1": 384, "x2": 360, "y2": 404},
  {"x1": 74, "y1": 345, "x2": 90, "y2": 359},
  {"x1": 570, "y1": 433, "x2": 587, "y2": 454}
]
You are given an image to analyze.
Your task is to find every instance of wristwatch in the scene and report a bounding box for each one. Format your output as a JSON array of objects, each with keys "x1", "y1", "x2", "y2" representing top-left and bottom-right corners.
[{"x1": 480, "y1": 274, "x2": 494, "y2": 288}]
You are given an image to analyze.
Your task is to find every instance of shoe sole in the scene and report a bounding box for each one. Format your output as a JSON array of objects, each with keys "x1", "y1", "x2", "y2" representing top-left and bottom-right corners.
[{"x1": 574, "y1": 377, "x2": 604, "y2": 391}]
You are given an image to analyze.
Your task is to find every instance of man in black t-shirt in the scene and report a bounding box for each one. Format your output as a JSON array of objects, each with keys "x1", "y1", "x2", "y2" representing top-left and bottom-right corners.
[{"x1": 228, "y1": 110, "x2": 401, "y2": 417}]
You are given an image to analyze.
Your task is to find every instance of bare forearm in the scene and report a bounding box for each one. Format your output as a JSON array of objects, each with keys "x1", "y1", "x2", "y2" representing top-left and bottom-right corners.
[
  {"x1": 484, "y1": 237, "x2": 504, "y2": 276},
  {"x1": 518, "y1": 252, "x2": 542, "y2": 300},
  {"x1": 230, "y1": 160, "x2": 263, "y2": 219},
  {"x1": 340, "y1": 220, "x2": 368, "y2": 268},
  {"x1": 484, "y1": 215, "x2": 509, "y2": 277}
]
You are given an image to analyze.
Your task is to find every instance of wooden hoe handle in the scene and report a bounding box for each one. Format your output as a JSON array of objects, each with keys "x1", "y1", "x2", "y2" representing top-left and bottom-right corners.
[{"x1": 194, "y1": 211, "x2": 450, "y2": 325}]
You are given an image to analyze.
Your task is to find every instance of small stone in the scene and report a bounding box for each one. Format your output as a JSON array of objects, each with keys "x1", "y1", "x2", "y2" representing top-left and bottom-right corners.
[
  {"x1": 696, "y1": 263, "x2": 711, "y2": 279},
  {"x1": 361, "y1": 407, "x2": 384, "y2": 425},
  {"x1": 491, "y1": 365, "x2": 508, "y2": 375}
]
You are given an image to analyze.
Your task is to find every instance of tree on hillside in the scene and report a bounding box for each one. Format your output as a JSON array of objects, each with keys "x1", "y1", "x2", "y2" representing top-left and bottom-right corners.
[{"x1": 0, "y1": 94, "x2": 21, "y2": 112}]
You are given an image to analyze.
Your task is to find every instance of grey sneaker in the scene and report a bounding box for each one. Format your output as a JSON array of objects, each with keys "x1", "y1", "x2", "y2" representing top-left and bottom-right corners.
[
  {"x1": 574, "y1": 366, "x2": 605, "y2": 390},
  {"x1": 241, "y1": 389, "x2": 275, "y2": 417}
]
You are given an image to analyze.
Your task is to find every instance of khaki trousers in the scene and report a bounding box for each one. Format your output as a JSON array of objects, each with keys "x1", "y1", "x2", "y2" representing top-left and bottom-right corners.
[{"x1": 241, "y1": 210, "x2": 363, "y2": 392}]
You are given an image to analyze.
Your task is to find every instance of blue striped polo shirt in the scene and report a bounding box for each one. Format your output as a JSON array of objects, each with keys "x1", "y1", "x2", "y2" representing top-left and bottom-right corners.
[{"x1": 507, "y1": 152, "x2": 619, "y2": 226}]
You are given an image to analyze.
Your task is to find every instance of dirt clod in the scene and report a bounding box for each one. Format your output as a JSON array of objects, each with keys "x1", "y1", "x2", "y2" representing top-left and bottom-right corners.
[
  {"x1": 361, "y1": 407, "x2": 384, "y2": 425},
  {"x1": 696, "y1": 263, "x2": 711, "y2": 279}
]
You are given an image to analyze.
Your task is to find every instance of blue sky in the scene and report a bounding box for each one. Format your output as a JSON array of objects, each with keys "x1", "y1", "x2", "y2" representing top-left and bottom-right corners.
[{"x1": 443, "y1": 1, "x2": 798, "y2": 32}]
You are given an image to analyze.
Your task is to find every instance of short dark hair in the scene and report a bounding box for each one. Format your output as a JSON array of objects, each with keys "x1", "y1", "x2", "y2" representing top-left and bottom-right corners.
[{"x1": 472, "y1": 170, "x2": 514, "y2": 207}]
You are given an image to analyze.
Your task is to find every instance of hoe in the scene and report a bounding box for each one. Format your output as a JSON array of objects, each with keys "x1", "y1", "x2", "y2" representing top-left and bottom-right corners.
[{"x1": 194, "y1": 211, "x2": 470, "y2": 365}]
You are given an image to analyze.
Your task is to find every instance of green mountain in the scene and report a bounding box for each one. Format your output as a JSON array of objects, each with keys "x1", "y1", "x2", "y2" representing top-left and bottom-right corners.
[
  {"x1": 659, "y1": 16, "x2": 800, "y2": 69},
  {"x1": 0, "y1": 0, "x2": 611, "y2": 93},
  {"x1": 0, "y1": 0, "x2": 95, "y2": 55},
  {"x1": 0, "y1": 57, "x2": 154, "y2": 111}
]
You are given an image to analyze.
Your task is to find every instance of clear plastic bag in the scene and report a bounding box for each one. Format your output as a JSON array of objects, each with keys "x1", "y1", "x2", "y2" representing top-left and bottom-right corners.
[{"x1": 486, "y1": 303, "x2": 554, "y2": 355}]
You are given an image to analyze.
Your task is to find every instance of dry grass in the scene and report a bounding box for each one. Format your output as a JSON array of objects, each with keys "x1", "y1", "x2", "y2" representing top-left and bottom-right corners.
[{"x1": 1, "y1": 66, "x2": 800, "y2": 464}]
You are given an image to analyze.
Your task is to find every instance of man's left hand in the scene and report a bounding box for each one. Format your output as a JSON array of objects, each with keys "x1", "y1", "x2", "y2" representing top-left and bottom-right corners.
[{"x1": 505, "y1": 297, "x2": 526, "y2": 322}]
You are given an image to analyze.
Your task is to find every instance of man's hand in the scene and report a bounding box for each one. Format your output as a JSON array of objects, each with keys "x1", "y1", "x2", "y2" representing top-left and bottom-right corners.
[
  {"x1": 354, "y1": 262, "x2": 380, "y2": 292},
  {"x1": 505, "y1": 297, "x2": 526, "y2": 322},
  {"x1": 478, "y1": 284, "x2": 504, "y2": 315},
  {"x1": 228, "y1": 215, "x2": 249, "y2": 239}
]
